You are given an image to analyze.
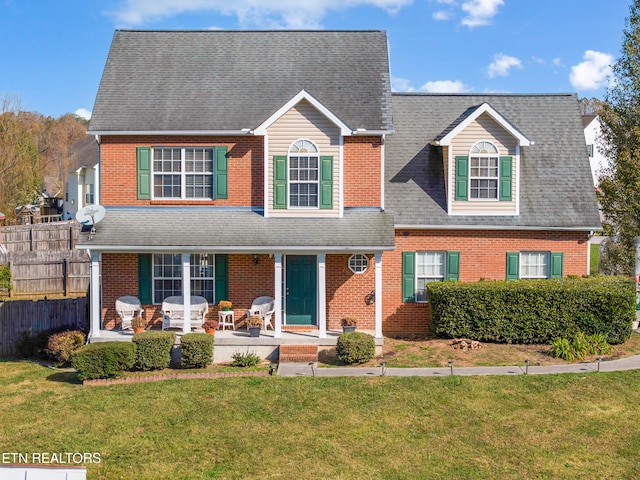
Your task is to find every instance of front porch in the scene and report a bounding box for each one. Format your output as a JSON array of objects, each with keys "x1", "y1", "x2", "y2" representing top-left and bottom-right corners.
[{"x1": 90, "y1": 327, "x2": 383, "y2": 363}]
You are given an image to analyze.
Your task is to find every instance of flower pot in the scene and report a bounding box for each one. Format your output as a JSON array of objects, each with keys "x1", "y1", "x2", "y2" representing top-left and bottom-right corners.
[
  {"x1": 223, "y1": 307, "x2": 230, "y2": 311},
  {"x1": 249, "y1": 326, "x2": 261, "y2": 337},
  {"x1": 342, "y1": 326, "x2": 356, "y2": 333},
  {"x1": 133, "y1": 327, "x2": 145, "y2": 334},
  {"x1": 206, "y1": 329, "x2": 216, "y2": 336}
]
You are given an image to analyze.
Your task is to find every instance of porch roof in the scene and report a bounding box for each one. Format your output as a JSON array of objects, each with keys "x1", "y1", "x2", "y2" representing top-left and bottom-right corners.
[{"x1": 76, "y1": 207, "x2": 395, "y2": 252}]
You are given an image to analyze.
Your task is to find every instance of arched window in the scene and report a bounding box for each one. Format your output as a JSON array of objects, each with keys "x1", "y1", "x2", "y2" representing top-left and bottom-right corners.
[
  {"x1": 469, "y1": 141, "x2": 499, "y2": 200},
  {"x1": 289, "y1": 139, "x2": 319, "y2": 208}
]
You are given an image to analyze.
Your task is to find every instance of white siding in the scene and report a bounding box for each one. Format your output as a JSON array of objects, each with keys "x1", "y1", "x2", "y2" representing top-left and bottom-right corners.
[
  {"x1": 267, "y1": 99, "x2": 341, "y2": 217},
  {"x1": 450, "y1": 113, "x2": 518, "y2": 215}
]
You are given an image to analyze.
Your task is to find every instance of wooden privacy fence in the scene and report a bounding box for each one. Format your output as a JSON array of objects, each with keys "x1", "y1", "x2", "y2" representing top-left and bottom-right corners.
[
  {"x1": 0, "y1": 297, "x2": 87, "y2": 356},
  {"x1": 1, "y1": 221, "x2": 81, "y2": 252},
  {"x1": 0, "y1": 250, "x2": 90, "y2": 297}
]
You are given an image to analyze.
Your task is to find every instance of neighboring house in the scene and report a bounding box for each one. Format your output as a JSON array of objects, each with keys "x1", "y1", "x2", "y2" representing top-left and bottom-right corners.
[
  {"x1": 64, "y1": 135, "x2": 99, "y2": 221},
  {"x1": 79, "y1": 30, "x2": 600, "y2": 343},
  {"x1": 583, "y1": 114, "x2": 607, "y2": 187},
  {"x1": 0, "y1": 211, "x2": 4, "y2": 249}
]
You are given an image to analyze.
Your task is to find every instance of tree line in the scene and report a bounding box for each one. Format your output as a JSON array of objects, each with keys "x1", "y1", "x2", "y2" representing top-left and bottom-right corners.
[{"x1": 0, "y1": 96, "x2": 87, "y2": 221}]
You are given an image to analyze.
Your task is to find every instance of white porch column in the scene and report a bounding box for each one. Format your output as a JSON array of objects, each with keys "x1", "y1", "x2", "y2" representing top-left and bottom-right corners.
[
  {"x1": 375, "y1": 252, "x2": 383, "y2": 339},
  {"x1": 318, "y1": 253, "x2": 327, "y2": 338},
  {"x1": 89, "y1": 252, "x2": 101, "y2": 338},
  {"x1": 182, "y1": 253, "x2": 191, "y2": 334},
  {"x1": 274, "y1": 254, "x2": 283, "y2": 338}
]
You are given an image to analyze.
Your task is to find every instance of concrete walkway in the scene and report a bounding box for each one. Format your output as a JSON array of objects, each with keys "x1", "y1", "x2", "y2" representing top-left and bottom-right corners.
[{"x1": 277, "y1": 354, "x2": 640, "y2": 377}]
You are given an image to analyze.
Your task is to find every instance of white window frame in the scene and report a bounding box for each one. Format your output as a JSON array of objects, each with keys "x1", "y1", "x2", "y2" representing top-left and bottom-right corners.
[
  {"x1": 469, "y1": 141, "x2": 499, "y2": 201},
  {"x1": 152, "y1": 253, "x2": 216, "y2": 304},
  {"x1": 348, "y1": 254, "x2": 369, "y2": 274},
  {"x1": 85, "y1": 183, "x2": 94, "y2": 205},
  {"x1": 415, "y1": 251, "x2": 446, "y2": 303},
  {"x1": 152, "y1": 147, "x2": 214, "y2": 200},
  {"x1": 288, "y1": 139, "x2": 319, "y2": 209},
  {"x1": 520, "y1": 251, "x2": 550, "y2": 279}
]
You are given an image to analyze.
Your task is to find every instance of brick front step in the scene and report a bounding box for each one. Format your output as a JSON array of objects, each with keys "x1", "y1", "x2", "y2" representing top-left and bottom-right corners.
[
  {"x1": 282, "y1": 325, "x2": 315, "y2": 332},
  {"x1": 279, "y1": 344, "x2": 319, "y2": 363}
]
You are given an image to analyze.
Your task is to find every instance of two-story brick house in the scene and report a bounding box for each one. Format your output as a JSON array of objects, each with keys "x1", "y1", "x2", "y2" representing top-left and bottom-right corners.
[{"x1": 80, "y1": 30, "x2": 600, "y2": 347}]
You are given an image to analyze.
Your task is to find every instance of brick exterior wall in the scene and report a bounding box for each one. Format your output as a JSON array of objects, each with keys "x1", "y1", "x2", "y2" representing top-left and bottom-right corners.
[
  {"x1": 382, "y1": 229, "x2": 591, "y2": 337},
  {"x1": 343, "y1": 136, "x2": 382, "y2": 207},
  {"x1": 99, "y1": 136, "x2": 263, "y2": 207}
]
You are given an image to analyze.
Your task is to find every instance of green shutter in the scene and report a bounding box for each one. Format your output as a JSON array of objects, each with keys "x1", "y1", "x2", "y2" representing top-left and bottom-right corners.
[
  {"x1": 137, "y1": 147, "x2": 151, "y2": 200},
  {"x1": 214, "y1": 254, "x2": 228, "y2": 303},
  {"x1": 446, "y1": 251, "x2": 460, "y2": 281},
  {"x1": 455, "y1": 156, "x2": 469, "y2": 201},
  {"x1": 274, "y1": 155, "x2": 287, "y2": 209},
  {"x1": 550, "y1": 252, "x2": 564, "y2": 279},
  {"x1": 506, "y1": 252, "x2": 520, "y2": 280},
  {"x1": 215, "y1": 147, "x2": 228, "y2": 199},
  {"x1": 320, "y1": 156, "x2": 333, "y2": 209},
  {"x1": 138, "y1": 254, "x2": 152, "y2": 304},
  {"x1": 402, "y1": 252, "x2": 416, "y2": 302},
  {"x1": 499, "y1": 156, "x2": 513, "y2": 202}
]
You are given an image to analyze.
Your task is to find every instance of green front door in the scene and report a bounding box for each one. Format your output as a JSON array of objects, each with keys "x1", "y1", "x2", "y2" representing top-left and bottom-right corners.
[{"x1": 285, "y1": 255, "x2": 317, "y2": 325}]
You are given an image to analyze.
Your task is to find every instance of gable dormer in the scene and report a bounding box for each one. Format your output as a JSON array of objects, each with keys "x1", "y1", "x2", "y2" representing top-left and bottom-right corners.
[{"x1": 434, "y1": 103, "x2": 531, "y2": 216}]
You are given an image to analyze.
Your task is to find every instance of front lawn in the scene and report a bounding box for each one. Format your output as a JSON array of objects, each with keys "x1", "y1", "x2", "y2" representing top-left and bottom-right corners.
[{"x1": 2, "y1": 360, "x2": 640, "y2": 479}]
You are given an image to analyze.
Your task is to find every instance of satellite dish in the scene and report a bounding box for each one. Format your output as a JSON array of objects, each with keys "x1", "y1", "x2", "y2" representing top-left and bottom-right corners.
[
  {"x1": 76, "y1": 204, "x2": 106, "y2": 225},
  {"x1": 76, "y1": 205, "x2": 106, "y2": 240}
]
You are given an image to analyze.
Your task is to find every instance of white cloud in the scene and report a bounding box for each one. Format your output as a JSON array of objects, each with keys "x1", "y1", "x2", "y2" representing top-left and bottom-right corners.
[
  {"x1": 75, "y1": 108, "x2": 92, "y2": 120},
  {"x1": 108, "y1": 0, "x2": 413, "y2": 28},
  {"x1": 487, "y1": 53, "x2": 522, "y2": 78},
  {"x1": 391, "y1": 77, "x2": 415, "y2": 92},
  {"x1": 419, "y1": 80, "x2": 469, "y2": 93},
  {"x1": 433, "y1": 10, "x2": 451, "y2": 20},
  {"x1": 552, "y1": 57, "x2": 562, "y2": 67},
  {"x1": 461, "y1": 0, "x2": 503, "y2": 27},
  {"x1": 569, "y1": 50, "x2": 613, "y2": 91}
]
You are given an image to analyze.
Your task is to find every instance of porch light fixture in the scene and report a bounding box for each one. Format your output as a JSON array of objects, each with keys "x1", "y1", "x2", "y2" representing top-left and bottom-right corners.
[
  {"x1": 253, "y1": 254, "x2": 259, "y2": 265},
  {"x1": 524, "y1": 359, "x2": 530, "y2": 375}
]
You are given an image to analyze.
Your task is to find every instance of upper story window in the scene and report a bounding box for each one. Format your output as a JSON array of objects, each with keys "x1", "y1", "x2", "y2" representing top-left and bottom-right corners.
[
  {"x1": 470, "y1": 141, "x2": 499, "y2": 200},
  {"x1": 153, "y1": 147, "x2": 213, "y2": 199},
  {"x1": 85, "y1": 184, "x2": 94, "y2": 205},
  {"x1": 289, "y1": 139, "x2": 319, "y2": 208}
]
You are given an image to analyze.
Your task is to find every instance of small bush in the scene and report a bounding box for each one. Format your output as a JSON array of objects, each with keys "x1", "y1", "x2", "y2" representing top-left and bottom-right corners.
[
  {"x1": 132, "y1": 331, "x2": 176, "y2": 371},
  {"x1": 231, "y1": 350, "x2": 260, "y2": 367},
  {"x1": 180, "y1": 333, "x2": 213, "y2": 369},
  {"x1": 584, "y1": 332, "x2": 613, "y2": 356},
  {"x1": 336, "y1": 331, "x2": 375, "y2": 364},
  {"x1": 15, "y1": 329, "x2": 50, "y2": 359},
  {"x1": 71, "y1": 342, "x2": 136, "y2": 381},
  {"x1": 550, "y1": 332, "x2": 613, "y2": 362},
  {"x1": 46, "y1": 330, "x2": 86, "y2": 365},
  {"x1": 0, "y1": 264, "x2": 12, "y2": 294},
  {"x1": 550, "y1": 338, "x2": 575, "y2": 361}
]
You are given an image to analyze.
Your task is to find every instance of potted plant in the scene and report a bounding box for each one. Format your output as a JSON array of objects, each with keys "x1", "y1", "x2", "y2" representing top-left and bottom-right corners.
[
  {"x1": 247, "y1": 316, "x2": 263, "y2": 337},
  {"x1": 219, "y1": 300, "x2": 233, "y2": 311},
  {"x1": 202, "y1": 320, "x2": 219, "y2": 335},
  {"x1": 132, "y1": 316, "x2": 146, "y2": 334},
  {"x1": 341, "y1": 316, "x2": 357, "y2": 333}
]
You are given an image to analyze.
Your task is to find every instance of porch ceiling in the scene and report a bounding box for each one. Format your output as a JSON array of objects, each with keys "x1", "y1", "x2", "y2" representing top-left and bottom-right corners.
[{"x1": 76, "y1": 207, "x2": 395, "y2": 252}]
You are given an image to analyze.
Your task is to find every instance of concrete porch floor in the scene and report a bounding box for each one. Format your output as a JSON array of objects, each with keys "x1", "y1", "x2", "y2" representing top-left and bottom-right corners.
[{"x1": 90, "y1": 327, "x2": 383, "y2": 363}]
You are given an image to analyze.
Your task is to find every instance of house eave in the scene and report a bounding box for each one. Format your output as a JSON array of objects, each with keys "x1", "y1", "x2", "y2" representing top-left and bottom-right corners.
[
  {"x1": 87, "y1": 130, "x2": 255, "y2": 136},
  {"x1": 394, "y1": 224, "x2": 602, "y2": 232},
  {"x1": 76, "y1": 244, "x2": 395, "y2": 253}
]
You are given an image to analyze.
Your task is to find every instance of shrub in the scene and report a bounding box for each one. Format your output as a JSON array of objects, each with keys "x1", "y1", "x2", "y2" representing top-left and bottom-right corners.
[
  {"x1": 336, "y1": 331, "x2": 375, "y2": 364},
  {"x1": 550, "y1": 332, "x2": 613, "y2": 362},
  {"x1": 428, "y1": 276, "x2": 634, "y2": 344},
  {"x1": 0, "y1": 264, "x2": 12, "y2": 294},
  {"x1": 231, "y1": 350, "x2": 261, "y2": 367},
  {"x1": 15, "y1": 328, "x2": 50, "y2": 359},
  {"x1": 71, "y1": 342, "x2": 136, "y2": 381},
  {"x1": 132, "y1": 331, "x2": 176, "y2": 371},
  {"x1": 180, "y1": 333, "x2": 213, "y2": 369},
  {"x1": 46, "y1": 330, "x2": 86, "y2": 365},
  {"x1": 550, "y1": 338, "x2": 575, "y2": 361},
  {"x1": 584, "y1": 332, "x2": 613, "y2": 356}
]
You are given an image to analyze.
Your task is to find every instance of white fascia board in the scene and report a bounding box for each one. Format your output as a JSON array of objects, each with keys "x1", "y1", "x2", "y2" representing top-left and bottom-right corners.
[
  {"x1": 437, "y1": 103, "x2": 531, "y2": 147},
  {"x1": 76, "y1": 245, "x2": 395, "y2": 253},
  {"x1": 394, "y1": 224, "x2": 602, "y2": 232},
  {"x1": 253, "y1": 89, "x2": 352, "y2": 136},
  {"x1": 87, "y1": 130, "x2": 254, "y2": 136}
]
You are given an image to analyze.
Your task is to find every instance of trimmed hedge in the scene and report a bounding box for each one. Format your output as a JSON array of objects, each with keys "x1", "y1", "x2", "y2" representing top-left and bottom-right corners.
[
  {"x1": 336, "y1": 331, "x2": 375, "y2": 364},
  {"x1": 71, "y1": 342, "x2": 136, "y2": 381},
  {"x1": 180, "y1": 333, "x2": 213, "y2": 369},
  {"x1": 132, "y1": 331, "x2": 176, "y2": 371},
  {"x1": 428, "y1": 276, "x2": 634, "y2": 344}
]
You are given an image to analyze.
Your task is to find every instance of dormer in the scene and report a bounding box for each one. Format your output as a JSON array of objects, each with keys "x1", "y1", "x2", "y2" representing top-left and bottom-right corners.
[{"x1": 433, "y1": 103, "x2": 531, "y2": 216}]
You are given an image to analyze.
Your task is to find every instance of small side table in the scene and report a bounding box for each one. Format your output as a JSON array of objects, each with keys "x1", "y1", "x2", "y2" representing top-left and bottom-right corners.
[{"x1": 218, "y1": 310, "x2": 235, "y2": 330}]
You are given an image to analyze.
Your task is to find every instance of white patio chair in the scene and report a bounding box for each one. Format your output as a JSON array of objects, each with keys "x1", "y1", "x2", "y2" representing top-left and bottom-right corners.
[
  {"x1": 115, "y1": 295, "x2": 144, "y2": 331},
  {"x1": 245, "y1": 296, "x2": 275, "y2": 331}
]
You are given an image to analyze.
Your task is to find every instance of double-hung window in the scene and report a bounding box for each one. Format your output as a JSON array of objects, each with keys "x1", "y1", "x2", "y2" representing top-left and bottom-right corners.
[
  {"x1": 85, "y1": 184, "x2": 94, "y2": 205},
  {"x1": 153, "y1": 147, "x2": 213, "y2": 199},
  {"x1": 402, "y1": 251, "x2": 460, "y2": 303},
  {"x1": 506, "y1": 251, "x2": 564, "y2": 280},
  {"x1": 289, "y1": 139, "x2": 319, "y2": 208},
  {"x1": 520, "y1": 251, "x2": 549, "y2": 279},
  {"x1": 470, "y1": 141, "x2": 499, "y2": 200},
  {"x1": 152, "y1": 253, "x2": 215, "y2": 304}
]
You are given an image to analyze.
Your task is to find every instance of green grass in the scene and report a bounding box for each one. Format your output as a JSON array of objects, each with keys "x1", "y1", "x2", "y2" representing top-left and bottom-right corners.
[
  {"x1": 590, "y1": 242, "x2": 601, "y2": 274},
  {"x1": 3, "y1": 360, "x2": 640, "y2": 479}
]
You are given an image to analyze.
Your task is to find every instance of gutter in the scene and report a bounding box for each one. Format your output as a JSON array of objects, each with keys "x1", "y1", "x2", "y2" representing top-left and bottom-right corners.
[
  {"x1": 394, "y1": 224, "x2": 603, "y2": 232},
  {"x1": 75, "y1": 245, "x2": 396, "y2": 254},
  {"x1": 87, "y1": 130, "x2": 255, "y2": 136}
]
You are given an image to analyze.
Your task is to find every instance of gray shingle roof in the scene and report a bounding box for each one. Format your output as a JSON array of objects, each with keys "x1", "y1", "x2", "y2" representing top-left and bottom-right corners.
[
  {"x1": 385, "y1": 93, "x2": 601, "y2": 230},
  {"x1": 68, "y1": 135, "x2": 99, "y2": 171},
  {"x1": 89, "y1": 30, "x2": 393, "y2": 133},
  {"x1": 76, "y1": 207, "x2": 395, "y2": 251}
]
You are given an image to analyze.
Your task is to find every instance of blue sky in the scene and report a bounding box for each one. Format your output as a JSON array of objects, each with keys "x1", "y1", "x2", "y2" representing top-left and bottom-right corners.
[{"x1": 0, "y1": 0, "x2": 631, "y2": 120}]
